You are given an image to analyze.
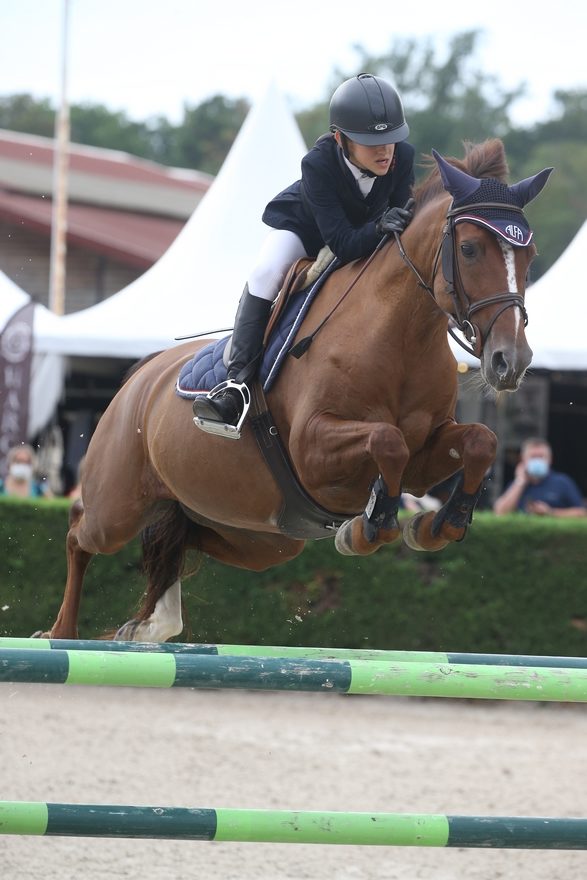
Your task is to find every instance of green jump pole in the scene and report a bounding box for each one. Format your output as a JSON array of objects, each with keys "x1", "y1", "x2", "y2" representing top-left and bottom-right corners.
[
  {"x1": 2, "y1": 647, "x2": 587, "y2": 701},
  {"x1": 1, "y1": 802, "x2": 586, "y2": 848},
  {"x1": 1, "y1": 637, "x2": 586, "y2": 670}
]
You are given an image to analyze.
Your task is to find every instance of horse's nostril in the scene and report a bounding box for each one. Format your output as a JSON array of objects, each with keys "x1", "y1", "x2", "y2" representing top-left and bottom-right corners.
[{"x1": 491, "y1": 351, "x2": 508, "y2": 379}]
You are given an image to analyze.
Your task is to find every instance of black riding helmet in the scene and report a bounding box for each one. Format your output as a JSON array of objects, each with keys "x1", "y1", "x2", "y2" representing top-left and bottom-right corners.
[{"x1": 329, "y1": 73, "x2": 409, "y2": 145}]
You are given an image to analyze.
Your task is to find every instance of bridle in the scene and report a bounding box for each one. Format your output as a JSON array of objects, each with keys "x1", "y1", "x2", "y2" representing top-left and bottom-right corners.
[{"x1": 394, "y1": 201, "x2": 529, "y2": 358}]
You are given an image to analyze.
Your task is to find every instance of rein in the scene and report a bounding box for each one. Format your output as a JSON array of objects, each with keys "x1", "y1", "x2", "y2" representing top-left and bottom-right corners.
[
  {"x1": 396, "y1": 201, "x2": 528, "y2": 358},
  {"x1": 289, "y1": 200, "x2": 529, "y2": 361},
  {"x1": 289, "y1": 235, "x2": 389, "y2": 358}
]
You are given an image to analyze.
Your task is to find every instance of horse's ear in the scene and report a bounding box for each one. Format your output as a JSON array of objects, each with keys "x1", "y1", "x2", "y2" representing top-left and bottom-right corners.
[
  {"x1": 509, "y1": 167, "x2": 554, "y2": 207},
  {"x1": 432, "y1": 148, "x2": 481, "y2": 202}
]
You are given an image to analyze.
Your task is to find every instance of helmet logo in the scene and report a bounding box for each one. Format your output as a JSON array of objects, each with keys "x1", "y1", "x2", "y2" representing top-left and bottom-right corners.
[
  {"x1": 373, "y1": 123, "x2": 388, "y2": 131},
  {"x1": 505, "y1": 223, "x2": 524, "y2": 241}
]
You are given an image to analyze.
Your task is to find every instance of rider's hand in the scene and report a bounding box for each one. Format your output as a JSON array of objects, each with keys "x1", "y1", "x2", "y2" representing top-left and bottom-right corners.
[
  {"x1": 514, "y1": 460, "x2": 529, "y2": 485},
  {"x1": 376, "y1": 199, "x2": 415, "y2": 236},
  {"x1": 525, "y1": 500, "x2": 552, "y2": 516}
]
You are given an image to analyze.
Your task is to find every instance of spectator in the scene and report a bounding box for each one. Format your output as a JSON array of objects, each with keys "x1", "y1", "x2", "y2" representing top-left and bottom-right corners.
[
  {"x1": 0, "y1": 444, "x2": 52, "y2": 499},
  {"x1": 493, "y1": 438, "x2": 586, "y2": 517}
]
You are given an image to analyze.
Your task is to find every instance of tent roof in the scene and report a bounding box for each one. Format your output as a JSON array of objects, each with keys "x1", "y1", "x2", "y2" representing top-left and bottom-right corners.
[
  {"x1": 0, "y1": 268, "x2": 62, "y2": 337},
  {"x1": 520, "y1": 220, "x2": 587, "y2": 370},
  {"x1": 35, "y1": 84, "x2": 307, "y2": 358}
]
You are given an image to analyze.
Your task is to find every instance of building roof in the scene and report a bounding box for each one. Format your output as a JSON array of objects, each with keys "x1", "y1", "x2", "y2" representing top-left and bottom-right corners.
[
  {"x1": 0, "y1": 128, "x2": 214, "y2": 267},
  {"x1": 0, "y1": 189, "x2": 183, "y2": 268},
  {"x1": 0, "y1": 128, "x2": 212, "y2": 218}
]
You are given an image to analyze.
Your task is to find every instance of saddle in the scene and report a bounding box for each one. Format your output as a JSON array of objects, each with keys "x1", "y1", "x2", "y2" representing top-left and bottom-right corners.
[
  {"x1": 264, "y1": 246, "x2": 335, "y2": 342},
  {"x1": 176, "y1": 247, "x2": 338, "y2": 397}
]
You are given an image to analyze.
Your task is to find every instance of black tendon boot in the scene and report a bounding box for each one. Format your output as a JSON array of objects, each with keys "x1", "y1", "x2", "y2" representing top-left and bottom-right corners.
[{"x1": 192, "y1": 287, "x2": 272, "y2": 436}]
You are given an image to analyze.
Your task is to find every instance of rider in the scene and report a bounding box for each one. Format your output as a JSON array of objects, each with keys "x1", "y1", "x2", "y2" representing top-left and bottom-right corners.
[{"x1": 192, "y1": 73, "x2": 416, "y2": 434}]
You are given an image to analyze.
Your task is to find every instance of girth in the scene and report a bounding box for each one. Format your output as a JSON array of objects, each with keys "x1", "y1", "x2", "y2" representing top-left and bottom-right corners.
[{"x1": 249, "y1": 384, "x2": 353, "y2": 540}]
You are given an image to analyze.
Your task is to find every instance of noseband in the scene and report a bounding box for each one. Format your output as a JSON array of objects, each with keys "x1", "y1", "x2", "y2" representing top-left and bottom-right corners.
[{"x1": 395, "y1": 201, "x2": 529, "y2": 358}]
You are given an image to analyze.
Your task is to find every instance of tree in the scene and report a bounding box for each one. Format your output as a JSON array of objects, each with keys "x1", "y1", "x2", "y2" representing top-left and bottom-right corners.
[
  {"x1": 335, "y1": 31, "x2": 523, "y2": 163},
  {"x1": 170, "y1": 95, "x2": 249, "y2": 174},
  {"x1": 70, "y1": 103, "x2": 156, "y2": 158},
  {"x1": 505, "y1": 89, "x2": 587, "y2": 275},
  {"x1": 0, "y1": 93, "x2": 55, "y2": 137},
  {"x1": 0, "y1": 32, "x2": 582, "y2": 274}
]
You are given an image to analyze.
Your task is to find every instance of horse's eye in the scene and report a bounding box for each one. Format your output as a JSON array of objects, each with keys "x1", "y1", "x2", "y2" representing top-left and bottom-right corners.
[{"x1": 460, "y1": 242, "x2": 476, "y2": 258}]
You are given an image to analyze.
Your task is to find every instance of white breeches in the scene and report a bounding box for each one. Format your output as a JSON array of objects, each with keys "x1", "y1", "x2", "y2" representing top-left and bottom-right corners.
[{"x1": 247, "y1": 229, "x2": 308, "y2": 302}]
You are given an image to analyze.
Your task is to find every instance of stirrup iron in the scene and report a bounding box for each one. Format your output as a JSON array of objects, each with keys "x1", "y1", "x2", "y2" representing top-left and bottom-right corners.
[{"x1": 193, "y1": 379, "x2": 251, "y2": 440}]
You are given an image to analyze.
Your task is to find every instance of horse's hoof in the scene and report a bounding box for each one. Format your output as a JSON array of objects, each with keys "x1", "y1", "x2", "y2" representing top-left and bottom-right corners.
[
  {"x1": 30, "y1": 630, "x2": 47, "y2": 639},
  {"x1": 114, "y1": 619, "x2": 141, "y2": 641},
  {"x1": 402, "y1": 513, "x2": 425, "y2": 551},
  {"x1": 402, "y1": 513, "x2": 448, "y2": 552},
  {"x1": 334, "y1": 520, "x2": 358, "y2": 556}
]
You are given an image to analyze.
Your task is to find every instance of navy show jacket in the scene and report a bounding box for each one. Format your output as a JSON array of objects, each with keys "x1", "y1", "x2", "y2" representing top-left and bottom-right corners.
[{"x1": 262, "y1": 133, "x2": 415, "y2": 262}]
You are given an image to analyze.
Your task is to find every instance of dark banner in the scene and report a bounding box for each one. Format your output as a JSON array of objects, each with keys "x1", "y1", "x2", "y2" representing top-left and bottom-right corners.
[{"x1": 0, "y1": 300, "x2": 35, "y2": 477}]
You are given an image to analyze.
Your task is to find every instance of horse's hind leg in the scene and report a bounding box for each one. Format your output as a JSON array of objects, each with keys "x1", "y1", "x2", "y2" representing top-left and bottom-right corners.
[
  {"x1": 35, "y1": 500, "x2": 93, "y2": 639},
  {"x1": 115, "y1": 521, "x2": 306, "y2": 642},
  {"x1": 114, "y1": 578, "x2": 184, "y2": 642},
  {"x1": 114, "y1": 504, "x2": 195, "y2": 643}
]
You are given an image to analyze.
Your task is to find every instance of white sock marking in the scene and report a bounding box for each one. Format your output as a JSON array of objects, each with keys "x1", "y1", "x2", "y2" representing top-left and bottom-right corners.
[{"x1": 116, "y1": 579, "x2": 183, "y2": 642}]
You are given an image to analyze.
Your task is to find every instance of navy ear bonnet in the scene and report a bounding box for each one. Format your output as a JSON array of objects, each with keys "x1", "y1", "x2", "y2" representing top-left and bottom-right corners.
[
  {"x1": 432, "y1": 149, "x2": 553, "y2": 248},
  {"x1": 452, "y1": 177, "x2": 532, "y2": 247}
]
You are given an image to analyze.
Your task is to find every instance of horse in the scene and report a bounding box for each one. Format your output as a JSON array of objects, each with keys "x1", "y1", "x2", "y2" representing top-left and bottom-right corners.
[{"x1": 36, "y1": 138, "x2": 552, "y2": 642}]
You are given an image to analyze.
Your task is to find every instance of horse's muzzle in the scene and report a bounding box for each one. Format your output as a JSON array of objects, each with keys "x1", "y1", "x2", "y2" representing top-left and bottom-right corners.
[{"x1": 482, "y1": 341, "x2": 533, "y2": 391}]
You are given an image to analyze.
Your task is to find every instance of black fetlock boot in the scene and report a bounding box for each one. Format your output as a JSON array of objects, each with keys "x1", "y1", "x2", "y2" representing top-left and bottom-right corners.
[{"x1": 192, "y1": 286, "x2": 272, "y2": 438}]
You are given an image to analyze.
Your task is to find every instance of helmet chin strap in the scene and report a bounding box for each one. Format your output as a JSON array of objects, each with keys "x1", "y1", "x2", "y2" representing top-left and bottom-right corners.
[
  {"x1": 337, "y1": 130, "x2": 351, "y2": 160},
  {"x1": 337, "y1": 132, "x2": 376, "y2": 178}
]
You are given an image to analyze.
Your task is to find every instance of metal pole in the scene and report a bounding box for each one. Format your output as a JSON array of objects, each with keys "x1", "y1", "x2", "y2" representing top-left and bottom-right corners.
[
  {"x1": 2, "y1": 801, "x2": 587, "y2": 848},
  {"x1": 48, "y1": 0, "x2": 70, "y2": 315},
  {"x1": 3, "y1": 647, "x2": 587, "y2": 701}
]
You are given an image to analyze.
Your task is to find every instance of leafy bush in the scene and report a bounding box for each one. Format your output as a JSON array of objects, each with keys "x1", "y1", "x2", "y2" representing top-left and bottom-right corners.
[{"x1": 1, "y1": 499, "x2": 587, "y2": 657}]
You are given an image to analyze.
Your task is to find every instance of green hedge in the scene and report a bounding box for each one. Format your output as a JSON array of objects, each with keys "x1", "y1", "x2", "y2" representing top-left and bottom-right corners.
[{"x1": 1, "y1": 497, "x2": 587, "y2": 656}]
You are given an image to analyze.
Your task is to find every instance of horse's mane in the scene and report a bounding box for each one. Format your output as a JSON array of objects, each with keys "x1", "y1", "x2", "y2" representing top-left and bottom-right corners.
[{"x1": 415, "y1": 138, "x2": 510, "y2": 209}]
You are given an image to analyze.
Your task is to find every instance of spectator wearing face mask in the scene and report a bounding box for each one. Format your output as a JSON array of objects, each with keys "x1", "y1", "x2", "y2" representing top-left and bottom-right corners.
[
  {"x1": 493, "y1": 438, "x2": 586, "y2": 517},
  {"x1": 0, "y1": 444, "x2": 52, "y2": 499}
]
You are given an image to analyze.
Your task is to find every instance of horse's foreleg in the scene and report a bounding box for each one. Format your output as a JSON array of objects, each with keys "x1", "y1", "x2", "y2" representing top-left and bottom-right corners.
[
  {"x1": 334, "y1": 470, "x2": 404, "y2": 557},
  {"x1": 296, "y1": 416, "x2": 409, "y2": 557},
  {"x1": 402, "y1": 421, "x2": 497, "y2": 551}
]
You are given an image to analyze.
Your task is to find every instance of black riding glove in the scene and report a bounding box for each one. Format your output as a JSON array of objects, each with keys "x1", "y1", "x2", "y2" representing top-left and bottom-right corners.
[{"x1": 376, "y1": 199, "x2": 415, "y2": 236}]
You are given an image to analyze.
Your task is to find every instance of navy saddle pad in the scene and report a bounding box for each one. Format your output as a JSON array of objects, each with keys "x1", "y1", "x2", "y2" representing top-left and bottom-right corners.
[
  {"x1": 176, "y1": 287, "x2": 310, "y2": 397},
  {"x1": 176, "y1": 258, "x2": 339, "y2": 398}
]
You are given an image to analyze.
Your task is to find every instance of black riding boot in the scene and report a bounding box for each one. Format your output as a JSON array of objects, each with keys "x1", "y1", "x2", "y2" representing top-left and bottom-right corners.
[{"x1": 192, "y1": 287, "x2": 272, "y2": 429}]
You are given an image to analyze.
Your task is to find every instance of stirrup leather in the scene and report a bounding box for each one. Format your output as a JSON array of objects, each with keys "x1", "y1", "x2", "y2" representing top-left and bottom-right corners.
[{"x1": 192, "y1": 379, "x2": 251, "y2": 440}]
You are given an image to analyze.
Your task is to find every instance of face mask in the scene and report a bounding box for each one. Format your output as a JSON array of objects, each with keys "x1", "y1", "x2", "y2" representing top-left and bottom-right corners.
[
  {"x1": 9, "y1": 462, "x2": 33, "y2": 481},
  {"x1": 526, "y1": 457, "x2": 549, "y2": 480}
]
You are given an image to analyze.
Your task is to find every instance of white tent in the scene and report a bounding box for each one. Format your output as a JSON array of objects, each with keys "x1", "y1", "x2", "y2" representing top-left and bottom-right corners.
[
  {"x1": 0, "y1": 270, "x2": 65, "y2": 437},
  {"x1": 36, "y1": 83, "x2": 308, "y2": 359},
  {"x1": 449, "y1": 220, "x2": 587, "y2": 370},
  {"x1": 521, "y1": 220, "x2": 587, "y2": 370}
]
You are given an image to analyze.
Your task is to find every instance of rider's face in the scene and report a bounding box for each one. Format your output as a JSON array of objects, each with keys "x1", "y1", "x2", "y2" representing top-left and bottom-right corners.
[{"x1": 336, "y1": 132, "x2": 395, "y2": 176}]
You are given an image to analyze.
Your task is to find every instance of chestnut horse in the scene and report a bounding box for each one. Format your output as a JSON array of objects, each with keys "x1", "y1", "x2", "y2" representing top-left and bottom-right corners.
[{"x1": 37, "y1": 139, "x2": 552, "y2": 642}]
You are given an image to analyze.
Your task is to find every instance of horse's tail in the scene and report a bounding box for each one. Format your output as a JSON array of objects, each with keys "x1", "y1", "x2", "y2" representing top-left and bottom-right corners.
[{"x1": 135, "y1": 503, "x2": 200, "y2": 624}]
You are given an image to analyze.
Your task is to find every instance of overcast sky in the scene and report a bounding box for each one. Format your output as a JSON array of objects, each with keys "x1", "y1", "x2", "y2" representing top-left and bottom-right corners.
[{"x1": 2, "y1": 0, "x2": 586, "y2": 128}]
